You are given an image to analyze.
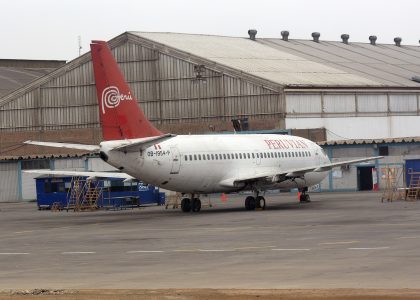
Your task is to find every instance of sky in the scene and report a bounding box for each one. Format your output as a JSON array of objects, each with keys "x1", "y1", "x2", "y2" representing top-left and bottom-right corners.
[{"x1": 1, "y1": 0, "x2": 419, "y2": 61}]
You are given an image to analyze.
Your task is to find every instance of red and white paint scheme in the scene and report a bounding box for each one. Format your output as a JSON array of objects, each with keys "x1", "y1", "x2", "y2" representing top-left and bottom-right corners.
[{"x1": 25, "y1": 41, "x2": 382, "y2": 212}]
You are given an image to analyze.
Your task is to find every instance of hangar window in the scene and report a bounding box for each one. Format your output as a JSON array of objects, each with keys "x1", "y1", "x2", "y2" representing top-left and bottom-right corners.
[
  {"x1": 379, "y1": 146, "x2": 389, "y2": 156},
  {"x1": 22, "y1": 159, "x2": 50, "y2": 170}
]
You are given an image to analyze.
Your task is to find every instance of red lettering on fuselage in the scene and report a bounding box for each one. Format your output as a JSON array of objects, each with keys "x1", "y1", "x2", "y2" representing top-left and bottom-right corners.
[{"x1": 263, "y1": 139, "x2": 309, "y2": 150}]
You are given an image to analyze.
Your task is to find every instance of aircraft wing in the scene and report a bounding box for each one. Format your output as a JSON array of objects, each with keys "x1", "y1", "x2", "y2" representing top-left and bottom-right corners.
[
  {"x1": 24, "y1": 141, "x2": 100, "y2": 151},
  {"x1": 220, "y1": 156, "x2": 383, "y2": 188},
  {"x1": 23, "y1": 170, "x2": 135, "y2": 180}
]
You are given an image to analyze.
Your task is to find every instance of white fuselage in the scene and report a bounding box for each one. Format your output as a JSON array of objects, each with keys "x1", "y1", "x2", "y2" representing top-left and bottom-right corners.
[{"x1": 100, "y1": 134, "x2": 330, "y2": 194}]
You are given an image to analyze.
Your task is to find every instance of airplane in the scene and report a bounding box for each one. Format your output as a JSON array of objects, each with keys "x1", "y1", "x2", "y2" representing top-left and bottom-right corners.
[{"x1": 25, "y1": 40, "x2": 382, "y2": 213}]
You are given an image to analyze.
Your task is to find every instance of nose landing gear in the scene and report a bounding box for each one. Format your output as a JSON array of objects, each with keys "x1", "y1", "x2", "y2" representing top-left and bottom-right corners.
[{"x1": 181, "y1": 195, "x2": 202, "y2": 212}]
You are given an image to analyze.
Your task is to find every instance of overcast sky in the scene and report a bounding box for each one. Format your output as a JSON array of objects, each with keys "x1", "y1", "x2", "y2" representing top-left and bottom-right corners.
[{"x1": 2, "y1": 0, "x2": 419, "y2": 61}]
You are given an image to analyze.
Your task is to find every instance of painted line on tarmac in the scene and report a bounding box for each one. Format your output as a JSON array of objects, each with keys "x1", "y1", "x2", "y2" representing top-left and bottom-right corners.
[
  {"x1": 234, "y1": 246, "x2": 275, "y2": 250},
  {"x1": 127, "y1": 250, "x2": 165, "y2": 253},
  {"x1": 319, "y1": 241, "x2": 359, "y2": 245},
  {"x1": 61, "y1": 251, "x2": 96, "y2": 255},
  {"x1": 13, "y1": 230, "x2": 34, "y2": 234},
  {"x1": 272, "y1": 248, "x2": 311, "y2": 251},
  {"x1": 198, "y1": 249, "x2": 235, "y2": 252},
  {"x1": 397, "y1": 236, "x2": 420, "y2": 239},
  {"x1": 347, "y1": 247, "x2": 390, "y2": 250},
  {"x1": 0, "y1": 252, "x2": 30, "y2": 255}
]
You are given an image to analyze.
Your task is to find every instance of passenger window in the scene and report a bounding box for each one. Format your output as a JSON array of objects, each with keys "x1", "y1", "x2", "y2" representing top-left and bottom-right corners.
[
  {"x1": 185, "y1": 155, "x2": 188, "y2": 161},
  {"x1": 215, "y1": 154, "x2": 219, "y2": 160},
  {"x1": 211, "y1": 154, "x2": 214, "y2": 160},
  {"x1": 239, "y1": 153, "x2": 242, "y2": 159},
  {"x1": 252, "y1": 153, "x2": 255, "y2": 159},
  {"x1": 271, "y1": 153, "x2": 274, "y2": 158},
  {"x1": 235, "y1": 153, "x2": 238, "y2": 159},
  {"x1": 203, "y1": 155, "x2": 206, "y2": 160},
  {"x1": 223, "y1": 154, "x2": 227, "y2": 159},
  {"x1": 189, "y1": 155, "x2": 193, "y2": 160},
  {"x1": 194, "y1": 154, "x2": 197, "y2": 160},
  {"x1": 198, "y1": 154, "x2": 201, "y2": 160},
  {"x1": 263, "y1": 153, "x2": 267, "y2": 158}
]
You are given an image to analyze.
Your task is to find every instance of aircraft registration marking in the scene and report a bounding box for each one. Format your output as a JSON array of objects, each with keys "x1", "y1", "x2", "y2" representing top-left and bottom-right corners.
[{"x1": 146, "y1": 150, "x2": 170, "y2": 157}]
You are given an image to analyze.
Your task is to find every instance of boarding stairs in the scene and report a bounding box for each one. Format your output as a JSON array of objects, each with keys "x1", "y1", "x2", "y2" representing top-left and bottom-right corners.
[{"x1": 405, "y1": 171, "x2": 420, "y2": 201}]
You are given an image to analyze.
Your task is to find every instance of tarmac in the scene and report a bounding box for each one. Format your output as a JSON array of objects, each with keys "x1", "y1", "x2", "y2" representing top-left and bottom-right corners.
[{"x1": 0, "y1": 191, "x2": 420, "y2": 290}]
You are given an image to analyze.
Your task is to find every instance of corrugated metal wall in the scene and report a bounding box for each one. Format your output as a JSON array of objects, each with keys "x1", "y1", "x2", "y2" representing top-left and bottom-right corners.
[
  {"x1": 0, "y1": 40, "x2": 281, "y2": 132},
  {"x1": 286, "y1": 93, "x2": 420, "y2": 116},
  {"x1": 0, "y1": 162, "x2": 18, "y2": 202}
]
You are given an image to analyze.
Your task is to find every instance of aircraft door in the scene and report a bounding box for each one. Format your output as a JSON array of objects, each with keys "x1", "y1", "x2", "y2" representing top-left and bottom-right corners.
[{"x1": 170, "y1": 147, "x2": 181, "y2": 174}]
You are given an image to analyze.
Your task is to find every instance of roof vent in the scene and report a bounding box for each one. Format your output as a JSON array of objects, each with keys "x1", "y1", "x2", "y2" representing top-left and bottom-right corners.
[
  {"x1": 281, "y1": 31, "x2": 289, "y2": 41},
  {"x1": 312, "y1": 32, "x2": 320, "y2": 43},
  {"x1": 369, "y1": 35, "x2": 377, "y2": 45},
  {"x1": 394, "y1": 37, "x2": 402, "y2": 47},
  {"x1": 248, "y1": 29, "x2": 257, "y2": 41},
  {"x1": 341, "y1": 34, "x2": 350, "y2": 44}
]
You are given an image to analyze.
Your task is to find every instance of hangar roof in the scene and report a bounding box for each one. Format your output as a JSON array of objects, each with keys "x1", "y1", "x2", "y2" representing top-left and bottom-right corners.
[
  {"x1": 318, "y1": 137, "x2": 420, "y2": 146},
  {"x1": 131, "y1": 32, "x2": 420, "y2": 88},
  {"x1": 0, "y1": 59, "x2": 65, "y2": 97}
]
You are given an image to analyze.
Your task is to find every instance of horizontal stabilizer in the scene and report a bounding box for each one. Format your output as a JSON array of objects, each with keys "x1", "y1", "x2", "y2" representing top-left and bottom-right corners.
[
  {"x1": 111, "y1": 134, "x2": 176, "y2": 152},
  {"x1": 24, "y1": 170, "x2": 134, "y2": 180},
  {"x1": 24, "y1": 141, "x2": 99, "y2": 151}
]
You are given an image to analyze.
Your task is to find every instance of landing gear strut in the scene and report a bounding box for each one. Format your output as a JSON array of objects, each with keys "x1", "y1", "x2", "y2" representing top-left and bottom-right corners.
[
  {"x1": 181, "y1": 195, "x2": 201, "y2": 213},
  {"x1": 299, "y1": 188, "x2": 311, "y2": 203},
  {"x1": 244, "y1": 192, "x2": 266, "y2": 211}
]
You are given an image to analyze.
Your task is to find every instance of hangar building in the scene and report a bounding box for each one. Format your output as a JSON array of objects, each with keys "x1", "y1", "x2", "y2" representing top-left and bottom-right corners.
[{"x1": 1, "y1": 30, "x2": 420, "y2": 201}]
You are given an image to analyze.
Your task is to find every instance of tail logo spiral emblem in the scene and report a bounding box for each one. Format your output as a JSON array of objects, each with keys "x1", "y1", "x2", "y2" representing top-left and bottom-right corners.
[{"x1": 101, "y1": 86, "x2": 133, "y2": 114}]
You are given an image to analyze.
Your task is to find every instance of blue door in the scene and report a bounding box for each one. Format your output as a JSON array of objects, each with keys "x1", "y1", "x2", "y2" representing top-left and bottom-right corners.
[{"x1": 405, "y1": 159, "x2": 420, "y2": 187}]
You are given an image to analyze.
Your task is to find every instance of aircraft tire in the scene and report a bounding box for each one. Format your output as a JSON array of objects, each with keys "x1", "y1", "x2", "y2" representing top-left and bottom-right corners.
[
  {"x1": 256, "y1": 196, "x2": 266, "y2": 210},
  {"x1": 181, "y1": 198, "x2": 191, "y2": 212},
  {"x1": 192, "y1": 198, "x2": 201, "y2": 212},
  {"x1": 245, "y1": 196, "x2": 254, "y2": 210}
]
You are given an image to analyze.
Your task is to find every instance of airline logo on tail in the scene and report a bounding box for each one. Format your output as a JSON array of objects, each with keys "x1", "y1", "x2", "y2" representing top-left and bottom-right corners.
[{"x1": 101, "y1": 86, "x2": 133, "y2": 114}]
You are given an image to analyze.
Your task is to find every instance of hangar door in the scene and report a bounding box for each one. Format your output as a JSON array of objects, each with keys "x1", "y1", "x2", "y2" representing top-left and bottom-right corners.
[
  {"x1": 405, "y1": 159, "x2": 420, "y2": 187},
  {"x1": 0, "y1": 162, "x2": 18, "y2": 202}
]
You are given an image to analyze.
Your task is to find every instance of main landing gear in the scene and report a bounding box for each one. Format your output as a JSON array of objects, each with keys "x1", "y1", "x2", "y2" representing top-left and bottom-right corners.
[
  {"x1": 244, "y1": 192, "x2": 266, "y2": 211},
  {"x1": 181, "y1": 196, "x2": 201, "y2": 213},
  {"x1": 299, "y1": 187, "x2": 311, "y2": 203}
]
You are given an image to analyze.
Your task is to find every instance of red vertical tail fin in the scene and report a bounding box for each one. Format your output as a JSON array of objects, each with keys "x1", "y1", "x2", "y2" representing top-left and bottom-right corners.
[{"x1": 90, "y1": 40, "x2": 162, "y2": 141}]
